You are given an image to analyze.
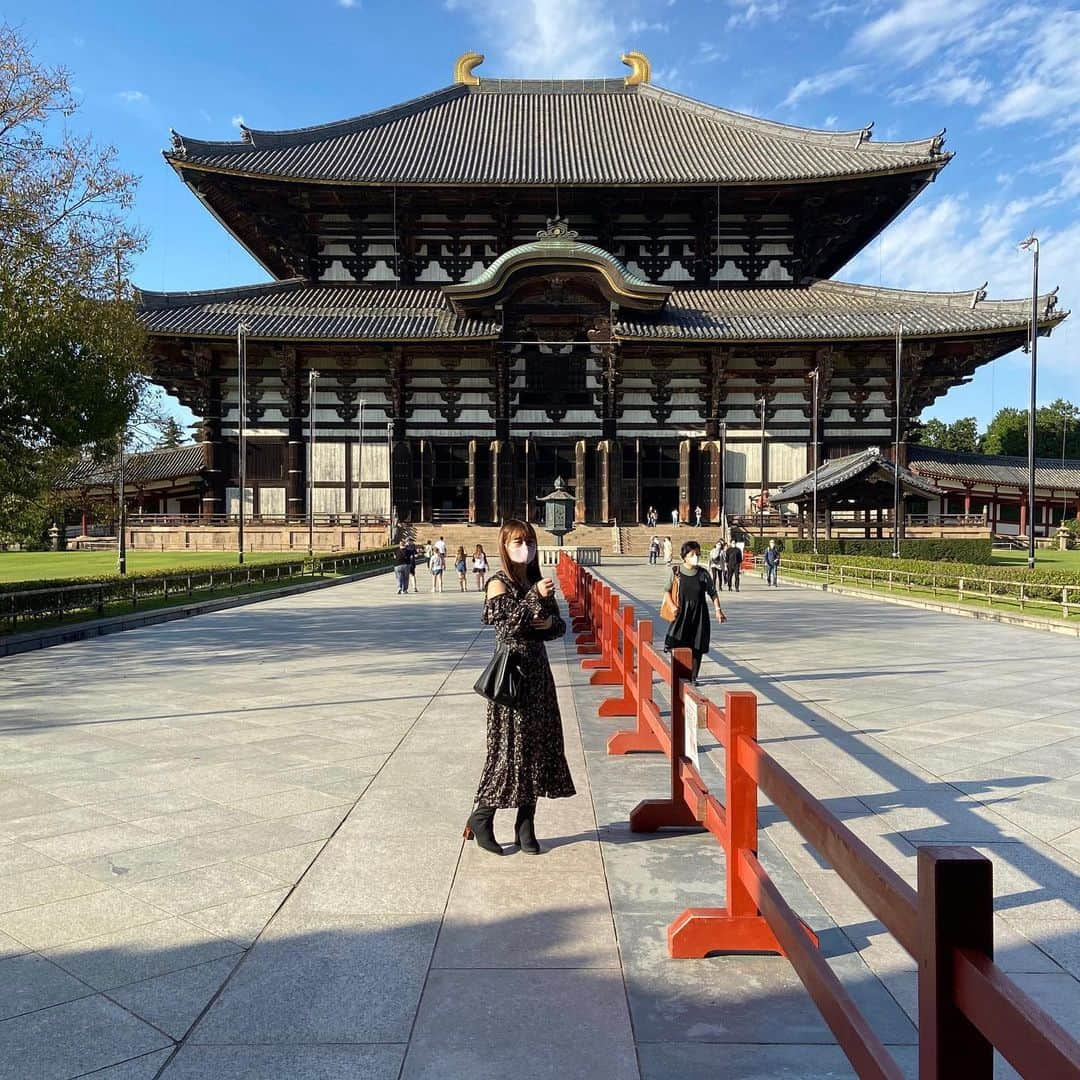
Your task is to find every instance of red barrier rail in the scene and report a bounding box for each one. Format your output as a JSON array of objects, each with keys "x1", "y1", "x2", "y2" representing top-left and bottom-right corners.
[{"x1": 555, "y1": 552, "x2": 1080, "y2": 1080}]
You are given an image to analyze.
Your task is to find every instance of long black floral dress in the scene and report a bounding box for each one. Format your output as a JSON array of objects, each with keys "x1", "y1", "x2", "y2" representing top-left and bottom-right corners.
[{"x1": 473, "y1": 570, "x2": 577, "y2": 809}]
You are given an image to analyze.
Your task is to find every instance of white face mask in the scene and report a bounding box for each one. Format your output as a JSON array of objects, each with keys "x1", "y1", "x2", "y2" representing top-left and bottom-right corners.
[
  {"x1": 686, "y1": 553, "x2": 699, "y2": 567},
  {"x1": 508, "y1": 541, "x2": 536, "y2": 564}
]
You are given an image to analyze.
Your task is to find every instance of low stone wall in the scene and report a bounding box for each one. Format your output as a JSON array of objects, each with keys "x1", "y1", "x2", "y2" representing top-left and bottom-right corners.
[{"x1": 127, "y1": 523, "x2": 390, "y2": 552}]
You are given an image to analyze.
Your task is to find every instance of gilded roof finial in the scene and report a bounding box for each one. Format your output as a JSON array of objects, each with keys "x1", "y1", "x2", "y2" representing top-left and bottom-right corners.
[
  {"x1": 621, "y1": 51, "x2": 651, "y2": 86},
  {"x1": 454, "y1": 52, "x2": 484, "y2": 86}
]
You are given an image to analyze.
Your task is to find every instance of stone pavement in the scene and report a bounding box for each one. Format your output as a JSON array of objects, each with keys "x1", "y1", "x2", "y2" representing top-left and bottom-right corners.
[{"x1": 0, "y1": 558, "x2": 1076, "y2": 1078}]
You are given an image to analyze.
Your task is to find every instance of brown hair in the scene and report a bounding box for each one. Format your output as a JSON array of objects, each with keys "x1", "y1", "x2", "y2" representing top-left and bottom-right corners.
[{"x1": 498, "y1": 519, "x2": 541, "y2": 587}]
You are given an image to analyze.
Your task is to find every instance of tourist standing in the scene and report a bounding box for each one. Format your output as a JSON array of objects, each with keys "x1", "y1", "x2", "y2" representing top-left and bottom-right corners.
[
  {"x1": 661, "y1": 539, "x2": 726, "y2": 686},
  {"x1": 466, "y1": 520, "x2": 575, "y2": 856},
  {"x1": 670, "y1": 507, "x2": 679, "y2": 528},
  {"x1": 429, "y1": 548, "x2": 445, "y2": 592},
  {"x1": 662, "y1": 536, "x2": 673, "y2": 566},
  {"x1": 393, "y1": 542, "x2": 411, "y2": 595},
  {"x1": 724, "y1": 540, "x2": 742, "y2": 592},
  {"x1": 404, "y1": 537, "x2": 420, "y2": 593},
  {"x1": 472, "y1": 545, "x2": 489, "y2": 591},
  {"x1": 435, "y1": 535, "x2": 447, "y2": 558},
  {"x1": 708, "y1": 539, "x2": 725, "y2": 592},
  {"x1": 648, "y1": 535, "x2": 660, "y2": 565},
  {"x1": 694, "y1": 505, "x2": 703, "y2": 527},
  {"x1": 764, "y1": 539, "x2": 781, "y2": 587},
  {"x1": 454, "y1": 546, "x2": 468, "y2": 591},
  {"x1": 424, "y1": 539, "x2": 434, "y2": 561}
]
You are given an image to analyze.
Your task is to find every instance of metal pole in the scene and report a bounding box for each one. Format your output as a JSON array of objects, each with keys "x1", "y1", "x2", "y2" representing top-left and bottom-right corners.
[
  {"x1": 237, "y1": 323, "x2": 248, "y2": 565},
  {"x1": 117, "y1": 433, "x2": 126, "y2": 575},
  {"x1": 1063, "y1": 414, "x2": 1069, "y2": 523},
  {"x1": 1020, "y1": 236, "x2": 1039, "y2": 569},
  {"x1": 357, "y1": 397, "x2": 365, "y2": 546},
  {"x1": 386, "y1": 421, "x2": 394, "y2": 540},
  {"x1": 308, "y1": 369, "x2": 318, "y2": 557},
  {"x1": 893, "y1": 321, "x2": 903, "y2": 559},
  {"x1": 811, "y1": 368, "x2": 819, "y2": 556},
  {"x1": 719, "y1": 420, "x2": 727, "y2": 536},
  {"x1": 758, "y1": 396, "x2": 767, "y2": 539}
]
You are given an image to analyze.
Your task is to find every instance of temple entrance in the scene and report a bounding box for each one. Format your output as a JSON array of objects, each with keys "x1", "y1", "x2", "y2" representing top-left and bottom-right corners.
[
  {"x1": 533, "y1": 443, "x2": 578, "y2": 498},
  {"x1": 640, "y1": 443, "x2": 680, "y2": 523},
  {"x1": 431, "y1": 443, "x2": 470, "y2": 521}
]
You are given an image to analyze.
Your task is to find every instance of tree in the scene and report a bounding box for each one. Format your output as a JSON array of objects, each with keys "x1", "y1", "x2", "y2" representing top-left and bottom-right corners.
[
  {"x1": 0, "y1": 24, "x2": 147, "y2": 543},
  {"x1": 912, "y1": 416, "x2": 980, "y2": 453},
  {"x1": 981, "y1": 401, "x2": 1080, "y2": 458},
  {"x1": 155, "y1": 417, "x2": 189, "y2": 451}
]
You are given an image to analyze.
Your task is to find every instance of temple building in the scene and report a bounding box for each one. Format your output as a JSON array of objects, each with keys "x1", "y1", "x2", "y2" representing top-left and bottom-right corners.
[{"x1": 138, "y1": 51, "x2": 1066, "y2": 529}]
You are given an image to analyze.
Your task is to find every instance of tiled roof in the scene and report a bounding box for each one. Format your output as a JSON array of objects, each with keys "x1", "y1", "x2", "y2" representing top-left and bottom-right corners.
[
  {"x1": 615, "y1": 280, "x2": 1065, "y2": 341},
  {"x1": 60, "y1": 444, "x2": 208, "y2": 489},
  {"x1": 138, "y1": 279, "x2": 1065, "y2": 344},
  {"x1": 773, "y1": 447, "x2": 942, "y2": 502},
  {"x1": 908, "y1": 446, "x2": 1080, "y2": 489},
  {"x1": 137, "y1": 280, "x2": 500, "y2": 340},
  {"x1": 166, "y1": 79, "x2": 949, "y2": 186}
]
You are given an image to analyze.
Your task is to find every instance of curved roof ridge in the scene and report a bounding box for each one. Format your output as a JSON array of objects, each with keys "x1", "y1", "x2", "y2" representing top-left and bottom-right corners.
[
  {"x1": 136, "y1": 278, "x2": 306, "y2": 310},
  {"x1": 813, "y1": 278, "x2": 1061, "y2": 313}
]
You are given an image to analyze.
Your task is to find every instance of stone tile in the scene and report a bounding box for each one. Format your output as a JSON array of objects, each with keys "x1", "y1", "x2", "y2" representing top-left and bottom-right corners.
[
  {"x1": 226, "y1": 788, "x2": 351, "y2": 820},
  {"x1": 342, "y1": 787, "x2": 474, "y2": 836},
  {"x1": 107, "y1": 954, "x2": 240, "y2": 1039},
  {"x1": 44, "y1": 916, "x2": 240, "y2": 991},
  {"x1": 181, "y1": 889, "x2": 291, "y2": 948},
  {"x1": 85, "y1": 1047, "x2": 174, "y2": 1079},
  {"x1": 0, "y1": 929, "x2": 28, "y2": 962},
  {"x1": 0, "y1": 863, "x2": 108, "y2": 914},
  {"x1": 0, "y1": 889, "x2": 166, "y2": 950},
  {"x1": 70, "y1": 837, "x2": 225, "y2": 886},
  {"x1": 25, "y1": 822, "x2": 169, "y2": 863},
  {"x1": 0, "y1": 993, "x2": 171, "y2": 1080},
  {"x1": 161, "y1": 1045, "x2": 405, "y2": 1079},
  {"x1": 0, "y1": 842, "x2": 59, "y2": 877},
  {"x1": 122, "y1": 805, "x2": 262, "y2": 840},
  {"x1": 0, "y1": 805, "x2": 123, "y2": 842},
  {"x1": 0, "y1": 952, "x2": 94, "y2": 1020},
  {"x1": 190, "y1": 911, "x2": 439, "y2": 1044},
  {"x1": 402, "y1": 969, "x2": 637, "y2": 1080},
  {"x1": 239, "y1": 841, "x2": 325, "y2": 881},
  {"x1": 0, "y1": 785, "x2": 75, "y2": 823},
  {"x1": 122, "y1": 862, "x2": 286, "y2": 915}
]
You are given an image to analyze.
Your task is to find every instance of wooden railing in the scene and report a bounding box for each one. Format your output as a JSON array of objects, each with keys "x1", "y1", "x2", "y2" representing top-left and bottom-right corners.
[
  {"x1": 0, "y1": 550, "x2": 395, "y2": 636},
  {"x1": 121, "y1": 513, "x2": 390, "y2": 527},
  {"x1": 780, "y1": 558, "x2": 1080, "y2": 620},
  {"x1": 556, "y1": 552, "x2": 1080, "y2": 1079}
]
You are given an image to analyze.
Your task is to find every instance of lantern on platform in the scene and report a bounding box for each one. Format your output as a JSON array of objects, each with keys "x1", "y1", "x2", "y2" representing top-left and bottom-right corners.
[{"x1": 538, "y1": 477, "x2": 576, "y2": 545}]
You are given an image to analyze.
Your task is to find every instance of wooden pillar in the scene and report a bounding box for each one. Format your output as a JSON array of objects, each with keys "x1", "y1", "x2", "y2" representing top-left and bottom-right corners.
[
  {"x1": 678, "y1": 439, "x2": 692, "y2": 525},
  {"x1": 597, "y1": 439, "x2": 622, "y2": 524},
  {"x1": 876, "y1": 506, "x2": 883, "y2": 539},
  {"x1": 864, "y1": 508, "x2": 871, "y2": 539},
  {"x1": 1019, "y1": 499, "x2": 1028, "y2": 539},
  {"x1": 418, "y1": 439, "x2": 433, "y2": 523},
  {"x1": 701, "y1": 440, "x2": 722, "y2": 523},
  {"x1": 574, "y1": 440, "x2": 588, "y2": 524},
  {"x1": 490, "y1": 438, "x2": 515, "y2": 524},
  {"x1": 825, "y1": 501, "x2": 833, "y2": 540},
  {"x1": 522, "y1": 439, "x2": 534, "y2": 523}
]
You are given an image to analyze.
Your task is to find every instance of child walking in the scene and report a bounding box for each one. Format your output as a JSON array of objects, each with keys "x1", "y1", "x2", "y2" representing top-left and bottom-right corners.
[{"x1": 454, "y1": 546, "x2": 468, "y2": 591}]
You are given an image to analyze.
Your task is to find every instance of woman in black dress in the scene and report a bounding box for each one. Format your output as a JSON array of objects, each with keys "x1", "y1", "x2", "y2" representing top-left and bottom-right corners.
[
  {"x1": 663, "y1": 539, "x2": 727, "y2": 685},
  {"x1": 466, "y1": 520, "x2": 576, "y2": 856}
]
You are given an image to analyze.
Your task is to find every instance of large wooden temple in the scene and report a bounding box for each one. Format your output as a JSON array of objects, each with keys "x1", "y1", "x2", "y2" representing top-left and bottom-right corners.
[{"x1": 139, "y1": 51, "x2": 1065, "y2": 527}]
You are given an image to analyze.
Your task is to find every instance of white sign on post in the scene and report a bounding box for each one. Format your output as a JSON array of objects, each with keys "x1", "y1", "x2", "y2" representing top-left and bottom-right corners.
[{"x1": 683, "y1": 689, "x2": 700, "y2": 770}]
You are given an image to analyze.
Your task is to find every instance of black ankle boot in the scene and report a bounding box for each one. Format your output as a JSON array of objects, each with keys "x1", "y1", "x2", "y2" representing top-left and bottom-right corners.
[
  {"x1": 514, "y1": 803, "x2": 541, "y2": 855},
  {"x1": 464, "y1": 806, "x2": 504, "y2": 856}
]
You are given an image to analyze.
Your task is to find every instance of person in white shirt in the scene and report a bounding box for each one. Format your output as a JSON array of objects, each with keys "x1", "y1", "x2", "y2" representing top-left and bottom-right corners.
[{"x1": 434, "y1": 536, "x2": 447, "y2": 557}]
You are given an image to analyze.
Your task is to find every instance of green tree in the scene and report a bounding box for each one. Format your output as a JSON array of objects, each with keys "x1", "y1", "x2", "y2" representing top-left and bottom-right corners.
[
  {"x1": 0, "y1": 24, "x2": 147, "y2": 543},
  {"x1": 982, "y1": 401, "x2": 1080, "y2": 458},
  {"x1": 912, "y1": 416, "x2": 980, "y2": 452},
  {"x1": 154, "y1": 417, "x2": 189, "y2": 450}
]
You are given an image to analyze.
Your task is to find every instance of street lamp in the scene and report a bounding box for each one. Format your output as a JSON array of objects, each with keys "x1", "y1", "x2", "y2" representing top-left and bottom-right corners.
[
  {"x1": 893, "y1": 320, "x2": 903, "y2": 560},
  {"x1": 237, "y1": 323, "x2": 248, "y2": 565},
  {"x1": 307, "y1": 369, "x2": 319, "y2": 557},
  {"x1": 809, "y1": 368, "x2": 819, "y2": 555},
  {"x1": 116, "y1": 433, "x2": 126, "y2": 575},
  {"x1": 356, "y1": 397, "x2": 365, "y2": 546},
  {"x1": 719, "y1": 419, "x2": 728, "y2": 535},
  {"x1": 758, "y1": 395, "x2": 767, "y2": 539},
  {"x1": 386, "y1": 421, "x2": 395, "y2": 540},
  {"x1": 1020, "y1": 235, "x2": 1039, "y2": 569}
]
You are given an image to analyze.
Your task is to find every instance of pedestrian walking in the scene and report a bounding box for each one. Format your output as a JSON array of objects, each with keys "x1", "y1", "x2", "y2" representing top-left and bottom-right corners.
[
  {"x1": 435, "y1": 535, "x2": 447, "y2": 558},
  {"x1": 465, "y1": 520, "x2": 576, "y2": 856},
  {"x1": 454, "y1": 546, "x2": 468, "y2": 591},
  {"x1": 670, "y1": 507, "x2": 679, "y2": 528},
  {"x1": 764, "y1": 538, "x2": 781, "y2": 587},
  {"x1": 472, "y1": 545, "x2": 489, "y2": 591},
  {"x1": 404, "y1": 538, "x2": 420, "y2": 593},
  {"x1": 662, "y1": 536, "x2": 673, "y2": 566},
  {"x1": 648, "y1": 535, "x2": 660, "y2": 565},
  {"x1": 708, "y1": 539, "x2": 725, "y2": 593},
  {"x1": 694, "y1": 505, "x2": 703, "y2": 527},
  {"x1": 429, "y1": 548, "x2": 445, "y2": 592},
  {"x1": 647, "y1": 506, "x2": 658, "y2": 528},
  {"x1": 660, "y1": 539, "x2": 726, "y2": 685},
  {"x1": 724, "y1": 540, "x2": 742, "y2": 592},
  {"x1": 393, "y1": 542, "x2": 411, "y2": 595},
  {"x1": 424, "y1": 539, "x2": 434, "y2": 561}
]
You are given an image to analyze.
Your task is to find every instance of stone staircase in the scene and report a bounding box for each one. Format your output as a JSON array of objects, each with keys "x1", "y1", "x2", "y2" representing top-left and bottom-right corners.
[
  {"x1": 619, "y1": 524, "x2": 730, "y2": 556},
  {"x1": 405, "y1": 522, "x2": 619, "y2": 556}
]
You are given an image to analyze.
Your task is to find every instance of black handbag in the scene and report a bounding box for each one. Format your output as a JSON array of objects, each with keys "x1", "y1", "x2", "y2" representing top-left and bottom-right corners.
[{"x1": 473, "y1": 645, "x2": 524, "y2": 707}]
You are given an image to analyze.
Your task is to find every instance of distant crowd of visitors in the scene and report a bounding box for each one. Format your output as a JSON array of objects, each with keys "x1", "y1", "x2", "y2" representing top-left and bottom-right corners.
[{"x1": 392, "y1": 535, "x2": 491, "y2": 594}]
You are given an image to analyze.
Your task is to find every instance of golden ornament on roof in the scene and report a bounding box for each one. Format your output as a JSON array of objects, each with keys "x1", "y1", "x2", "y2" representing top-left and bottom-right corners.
[
  {"x1": 621, "y1": 51, "x2": 651, "y2": 86},
  {"x1": 454, "y1": 52, "x2": 484, "y2": 86}
]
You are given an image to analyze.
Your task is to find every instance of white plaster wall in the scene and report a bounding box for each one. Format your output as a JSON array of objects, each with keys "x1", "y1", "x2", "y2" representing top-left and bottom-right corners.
[
  {"x1": 259, "y1": 487, "x2": 286, "y2": 517},
  {"x1": 312, "y1": 442, "x2": 346, "y2": 482}
]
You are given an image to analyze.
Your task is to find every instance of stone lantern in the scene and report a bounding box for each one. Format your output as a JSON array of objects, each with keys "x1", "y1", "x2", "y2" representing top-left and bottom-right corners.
[{"x1": 538, "y1": 477, "x2": 576, "y2": 546}]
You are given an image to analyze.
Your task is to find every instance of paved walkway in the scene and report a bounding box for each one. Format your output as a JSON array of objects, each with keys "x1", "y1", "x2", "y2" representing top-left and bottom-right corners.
[{"x1": 0, "y1": 559, "x2": 1076, "y2": 1078}]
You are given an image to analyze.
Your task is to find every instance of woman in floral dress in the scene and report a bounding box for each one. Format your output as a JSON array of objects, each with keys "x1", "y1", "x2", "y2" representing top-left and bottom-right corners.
[{"x1": 465, "y1": 520, "x2": 576, "y2": 855}]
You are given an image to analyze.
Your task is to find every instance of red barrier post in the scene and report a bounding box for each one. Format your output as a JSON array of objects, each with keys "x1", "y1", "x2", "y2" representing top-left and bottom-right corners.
[
  {"x1": 598, "y1": 604, "x2": 637, "y2": 712},
  {"x1": 628, "y1": 647, "x2": 703, "y2": 831},
  {"x1": 576, "y1": 578, "x2": 601, "y2": 655},
  {"x1": 918, "y1": 847, "x2": 994, "y2": 1079},
  {"x1": 608, "y1": 618, "x2": 665, "y2": 753},
  {"x1": 584, "y1": 587, "x2": 617, "y2": 673},
  {"x1": 668, "y1": 689, "x2": 784, "y2": 958}
]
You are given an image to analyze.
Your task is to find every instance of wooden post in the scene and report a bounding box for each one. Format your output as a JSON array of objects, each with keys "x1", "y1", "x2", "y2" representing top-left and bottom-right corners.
[
  {"x1": 608, "y1": 618, "x2": 664, "y2": 754},
  {"x1": 917, "y1": 847, "x2": 994, "y2": 1079}
]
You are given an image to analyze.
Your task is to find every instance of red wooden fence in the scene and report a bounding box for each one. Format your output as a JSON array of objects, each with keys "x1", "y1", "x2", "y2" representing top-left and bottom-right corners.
[{"x1": 556, "y1": 552, "x2": 1080, "y2": 1080}]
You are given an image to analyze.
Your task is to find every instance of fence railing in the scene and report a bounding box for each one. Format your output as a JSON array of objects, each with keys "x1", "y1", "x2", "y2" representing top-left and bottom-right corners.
[
  {"x1": 1, "y1": 550, "x2": 395, "y2": 636},
  {"x1": 555, "y1": 552, "x2": 1080, "y2": 1079},
  {"x1": 780, "y1": 558, "x2": 1080, "y2": 620},
  {"x1": 120, "y1": 513, "x2": 390, "y2": 527}
]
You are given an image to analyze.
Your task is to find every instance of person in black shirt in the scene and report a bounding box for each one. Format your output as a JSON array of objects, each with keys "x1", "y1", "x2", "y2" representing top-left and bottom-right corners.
[
  {"x1": 723, "y1": 542, "x2": 742, "y2": 592},
  {"x1": 662, "y1": 540, "x2": 726, "y2": 685}
]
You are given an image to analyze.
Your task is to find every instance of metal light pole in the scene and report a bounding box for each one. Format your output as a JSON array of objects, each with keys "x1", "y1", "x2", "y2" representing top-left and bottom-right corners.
[
  {"x1": 893, "y1": 321, "x2": 903, "y2": 559},
  {"x1": 386, "y1": 421, "x2": 395, "y2": 540},
  {"x1": 356, "y1": 397, "x2": 365, "y2": 546},
  {"x1": 237, "y1": 323, "x2": 248, "y2": 565},
  {"x1": 117, "y1": 433, "x2": 126, "y2": 575},
  {"x1": 719, "y1": 420, "x2": 728, "y2": 535},
  {"x1": 1020, "y1": 235, "x2": 1039, "y2": 569},
  {"x1": 307, "y1": 369, "x2": 319, "y2": 557},
  {"x1": 1062, "y1": 413, "x2": 1070, "y2": 523},
  {"x1": 758, "y1": 395, "x2": 767, "y2": 539},
  {"x1": 810, "y1": 368, "x2": 820, "y2": 555}
]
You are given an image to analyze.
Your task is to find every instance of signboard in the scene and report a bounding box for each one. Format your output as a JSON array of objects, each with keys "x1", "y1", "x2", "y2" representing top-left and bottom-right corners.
[{"x1": 683, "y1": 689, "x2": 700, "y2": 770}]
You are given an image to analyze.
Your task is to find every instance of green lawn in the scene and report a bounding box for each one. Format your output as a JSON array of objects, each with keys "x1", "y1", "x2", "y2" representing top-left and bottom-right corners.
[
  {"x1": 992, "y1": 547, "x2": 1080, "y2": 570},
  {"x1": 0, "y1": 550, "x2": 302, "y2": 585}
]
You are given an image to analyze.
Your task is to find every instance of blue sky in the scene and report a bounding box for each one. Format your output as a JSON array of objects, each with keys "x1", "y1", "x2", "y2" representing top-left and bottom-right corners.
[{"x1": 8, "y1": 0, "x2": 1078, "y2": 431}]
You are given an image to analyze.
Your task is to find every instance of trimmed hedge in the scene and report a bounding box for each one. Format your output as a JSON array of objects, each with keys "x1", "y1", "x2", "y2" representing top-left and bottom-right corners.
[
  {"x1": 784, "y1": 537, "x2": 993, "y2": 563},
  {"x1": 781, "y1": 552, "x2": 1080, "y2": 603}
]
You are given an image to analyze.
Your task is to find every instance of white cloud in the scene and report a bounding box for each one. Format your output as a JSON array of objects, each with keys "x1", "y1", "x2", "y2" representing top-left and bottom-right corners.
[
  {"x1": 781, "y1": 64, "x2": 866, "y2": 107},
  {"x1": 231, "y1": 114, "x2": 246, "y2": 131},
  {"x1": 726, "y1": 0, "x2": 784, "y2": 30},
  {"x1": 443, "y1": 0, "x2": 619, "y2": 77},
  {"x1": 823, "y1": 114, "x2": 839, "y2": 128},
  {"x1": 693, "y1": 41, "x2": 725, "y2": 65},
  {"x1": 338, "y1": 0, "x2": 360, "y2": 7},
  {"x1": 628, "y1": 18, "x2": 669, "y2": 33},
  {"x1": 892, "y1": 67, "x2": 990, "y2": 107},
  {"x1": 117, "y1": 89, "x2": 149, "y2": 104}
]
